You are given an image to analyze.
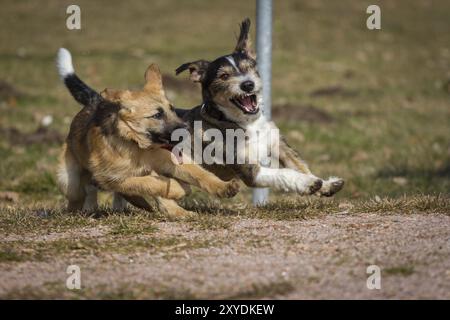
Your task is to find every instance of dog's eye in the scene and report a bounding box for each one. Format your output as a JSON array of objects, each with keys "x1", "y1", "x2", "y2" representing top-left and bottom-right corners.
[
  {"x1": 148, "y1": 110, "x2": 163, "y2": 119},
  {"x1": 220, "y1": 73, "x2": 230, "y2": 81}
]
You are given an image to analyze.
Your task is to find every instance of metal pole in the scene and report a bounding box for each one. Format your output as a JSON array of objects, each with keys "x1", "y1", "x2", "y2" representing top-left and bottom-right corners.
[{"x1": 252, "y1": 0, "x2": 272, "y2": 206}]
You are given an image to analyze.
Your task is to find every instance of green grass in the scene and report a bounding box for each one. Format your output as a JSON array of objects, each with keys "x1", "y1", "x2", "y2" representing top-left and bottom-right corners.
[
  {"x1": 384, "y1": 265, "x2": 415, "y2": 277},
  {"x1": 1, "y1": 0, "x2": 449, "y2": 205},
  {"x1": 0, "y1": 1, "x2": 449, "y2": 283}
]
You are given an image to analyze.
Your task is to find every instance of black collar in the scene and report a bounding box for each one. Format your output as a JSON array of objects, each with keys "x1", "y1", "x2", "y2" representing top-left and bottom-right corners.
[{"x1": 200, "y1": 102, "x2": 244, "y2": 130}]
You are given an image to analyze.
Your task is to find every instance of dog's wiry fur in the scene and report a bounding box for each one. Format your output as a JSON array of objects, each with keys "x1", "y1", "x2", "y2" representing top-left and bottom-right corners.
[
  {"x1": 175, "y1": 19, "x2": 344, "y2": 197},
  {"x1": 56, "y1": 48, "x2": 239, "y2": 217}
]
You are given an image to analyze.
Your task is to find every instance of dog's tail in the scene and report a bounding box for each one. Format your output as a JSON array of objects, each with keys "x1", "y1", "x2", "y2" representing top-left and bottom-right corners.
[{"x1": 56, "y1": 48, "x2": 102, "y2": 108}]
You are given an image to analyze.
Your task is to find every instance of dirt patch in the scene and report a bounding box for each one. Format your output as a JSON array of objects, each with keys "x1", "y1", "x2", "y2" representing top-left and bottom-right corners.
[
  {"x1": 0, "y1": 126, "x2": 64, "y2": 145},
  {"x1": 2, "y1": 226, "x2": 110, "y2": 243},
  {"x1": 0, "y1": 191, "x2": 19, "y2": 203},
  {"x1": 0, "y1": 80, "x2": 22, "y2": 102},
  {"x1": 272, "y1": 104, "x2": 334, "y2": 123},
  {"x1": 1, "y1": 213, "x2": 449, "y2": 299}
]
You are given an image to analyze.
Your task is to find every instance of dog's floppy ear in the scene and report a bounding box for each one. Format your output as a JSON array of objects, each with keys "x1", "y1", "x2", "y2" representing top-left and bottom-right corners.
[
  {"x1": 175, "y1": 60, "x2": 210, "y2": 83},
  {"x1": 144, "y1": 63, "x2": 163, "y2": 92},
  {"x1": 234, "y1": 18, "x2": 255, "y2": 59}
]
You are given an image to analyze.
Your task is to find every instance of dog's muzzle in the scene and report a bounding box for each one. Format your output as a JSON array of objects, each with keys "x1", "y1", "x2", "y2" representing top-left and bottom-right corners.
[{"x1": 230, "y1": 93, "x2": 259, "y2": 114}]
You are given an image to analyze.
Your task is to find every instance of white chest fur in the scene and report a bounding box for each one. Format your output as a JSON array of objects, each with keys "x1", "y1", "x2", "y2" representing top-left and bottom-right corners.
[{"x1": 242, "y1": 115, "x2": 279, "y2": 167}]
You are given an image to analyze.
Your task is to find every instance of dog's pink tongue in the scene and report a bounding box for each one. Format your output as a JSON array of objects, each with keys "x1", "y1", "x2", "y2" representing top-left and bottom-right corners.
[
  {"x1": 161, "y1": 145, "x2": 183, "y2": 164},
  {"x1": 242, "y1": 96, "x2": 254, "y2": 111}
]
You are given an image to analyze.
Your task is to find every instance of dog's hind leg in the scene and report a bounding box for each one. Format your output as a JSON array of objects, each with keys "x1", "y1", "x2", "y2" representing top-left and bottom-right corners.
[
  {"x1": 112, "y1": 193, "x2": 128, "y2": 211},
  {"x1": 82, "y1": 184, "x2": 98, "y2": 212},
  {"x1": 57, "y1": 144, "x2": 86, "y2": 212}
]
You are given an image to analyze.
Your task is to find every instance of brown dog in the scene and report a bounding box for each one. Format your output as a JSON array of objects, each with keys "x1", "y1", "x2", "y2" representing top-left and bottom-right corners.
[{"x1": 56, "y1": 48, "x2": 239, "y2": 217}]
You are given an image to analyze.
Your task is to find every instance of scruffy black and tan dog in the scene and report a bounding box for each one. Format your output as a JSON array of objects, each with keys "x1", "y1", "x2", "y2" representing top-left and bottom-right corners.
[
  {"x1": 56, "y1": 48, "x2": 239, "y2": 217},
  {"x1": 175, "y1": 19, "x2": 344, "y2": 197}
]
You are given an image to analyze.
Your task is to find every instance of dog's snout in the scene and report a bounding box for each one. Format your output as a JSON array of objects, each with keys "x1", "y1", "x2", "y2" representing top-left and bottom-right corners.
[
  {"x1": 240, "y1": 80, "x2": 255, "y2": 93},
  {"x1": 172, "y1": 122, "x2": 188, "y2": 131}
]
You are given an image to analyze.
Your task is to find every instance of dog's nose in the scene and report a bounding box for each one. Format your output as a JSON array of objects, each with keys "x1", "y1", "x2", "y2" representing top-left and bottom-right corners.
[{"x1": 240, "y1": 80, "x2": 255, "y2": 93}]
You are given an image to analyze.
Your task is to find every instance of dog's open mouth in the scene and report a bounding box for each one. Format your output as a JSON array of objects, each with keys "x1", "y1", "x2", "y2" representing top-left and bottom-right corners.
[
  {"x1": 160, "y1": 143, "x2": 174, "y2": 152},
  {"x1": 148, "y1": 132, "x2": 174, "y2": 148},
  {"x1": 151, "y1": 136, "x2": 183, "y2": 163},
  {"x1": 230, "y1": 94, "x2": 259, "y2": 114}
]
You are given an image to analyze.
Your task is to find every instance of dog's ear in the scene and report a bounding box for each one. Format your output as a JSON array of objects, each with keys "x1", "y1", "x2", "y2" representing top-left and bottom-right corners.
[
  {"x1": 101, "y1": 89, "x2": 133, "y2": 112},
  {"x1": 144, "y1": 63, "x2": 163, "y2": 92},
  {"x1": 175, "y1": 60, "x2": 210, "y2": 83},
  {"x1": 101, "y1": 88, "x2": 121, "y2": 101},
  {"x1": 234, "y1": 18, "x2": 255, "y2": 59}
]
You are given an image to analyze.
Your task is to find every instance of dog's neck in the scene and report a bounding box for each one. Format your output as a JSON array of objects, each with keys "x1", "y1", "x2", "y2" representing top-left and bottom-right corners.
[
  {"x1": 200, "y1": 102, "x2": 241, "y2": 129},
  {"x1": 200, "y1": 100, "x2": 261, "y2": 129}
]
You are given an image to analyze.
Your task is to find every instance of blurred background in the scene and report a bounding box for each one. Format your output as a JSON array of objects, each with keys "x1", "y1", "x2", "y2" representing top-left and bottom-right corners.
[{"x1": 0, "y1": 0, "x2": 449, "y2": 206}]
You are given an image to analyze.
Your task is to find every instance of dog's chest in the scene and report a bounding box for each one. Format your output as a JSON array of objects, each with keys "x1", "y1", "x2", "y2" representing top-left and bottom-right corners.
[{"x1": 242, "y1": 117, "x2": 275, "y2": 166}]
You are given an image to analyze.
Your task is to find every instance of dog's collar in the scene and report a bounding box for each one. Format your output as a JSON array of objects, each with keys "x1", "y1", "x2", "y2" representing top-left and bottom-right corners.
[{"x1": 200, "y1": 102, "x2": 243, "y2": 130}]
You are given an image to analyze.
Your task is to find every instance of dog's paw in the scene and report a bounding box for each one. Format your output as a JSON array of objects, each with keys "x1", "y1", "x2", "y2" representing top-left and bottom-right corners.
[
  {"x1": 166, "y1": 179, "x2": 191, "y2": 199},
  {"x1": 293, "y1": 175, "x2": 322, "y2": 195},
  {"x1": 318, "y1": 177, "x2": 344, "y2": 197},
  {"x1": 216, "y1": 179, "x2": 240, "y2": 198},
  {"x1": 155, "y1": 197, "x2": 196, "y2": 220},
  {"x1": 166, "y1": 207, "x2": 196, "y2": 220},
  {"x1": 308, "y1": 178, "x2": 323, "y2": 194},
  {"x1": 268, "y1": 169, "x2": 322, "y2": 195}
]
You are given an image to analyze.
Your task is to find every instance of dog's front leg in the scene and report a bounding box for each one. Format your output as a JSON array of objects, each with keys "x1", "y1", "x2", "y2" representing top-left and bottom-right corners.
[
  {"x1": 278, "y1": 138, "x2": 344, "y2": 197},
  {"x1": 155, "y1": 197, "x2": 195, "y2": 219},
  {"x1": 152, "y1": 150, "x2": 240, "y2": 198},
  {"x1": 172, "y1": 164, "x2": 240, "y2": 198},
  {"x1": 234, "y1": 164, "x2": 322, "y2": 195},
  {"x1": 110, "y1": 175, "x2": 190, "y2": 200}
]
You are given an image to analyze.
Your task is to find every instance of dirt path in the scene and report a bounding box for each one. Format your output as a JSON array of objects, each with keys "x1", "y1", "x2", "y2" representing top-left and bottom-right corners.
[{"x1": 1, "y1": 212, "x2": 449, "y2": 299}]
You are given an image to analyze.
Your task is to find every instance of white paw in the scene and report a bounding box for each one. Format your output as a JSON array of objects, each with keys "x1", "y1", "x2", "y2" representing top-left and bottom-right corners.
[
  {"x1": 273, "y1": 169, "x2": 322, "y2": 195},
  {"x1": 318, "y1": 176, "x2": 345, "y2": 197}
]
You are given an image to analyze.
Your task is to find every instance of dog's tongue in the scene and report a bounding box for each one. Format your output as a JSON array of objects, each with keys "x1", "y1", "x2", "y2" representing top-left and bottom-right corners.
[
  {"x1": 161, "y1": 144, "x2": 173, "y2": 152},
  {"x1": 241, "y1": 96, "x2": 256, "y2": 112},
  {"x1": 161, "y1": 144, "x2": 183, "y2": 164}
]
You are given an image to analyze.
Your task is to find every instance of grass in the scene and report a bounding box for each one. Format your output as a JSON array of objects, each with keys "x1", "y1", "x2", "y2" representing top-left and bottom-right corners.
[
  {"x1": 384, "y1": 266, "x2": 415, "y2": 277},
  {"x1": 0, "y1": 236, "x2": 214, "y2": 263},
  {"x1": 0, "y1": 0, "x2": 449, "y2": 204},
  {"x1": 1, "y1": 282, "x2": 200, "y2": 300},
  {"x1": 0, "y1": 195, "x2": 448, "y2": 262},
  {"x1": 2, "y1": 276, "x2": 295, "y2": 300},
  {"x1": 2, "y1": 195, "x2": 448, "y2": 236}
]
